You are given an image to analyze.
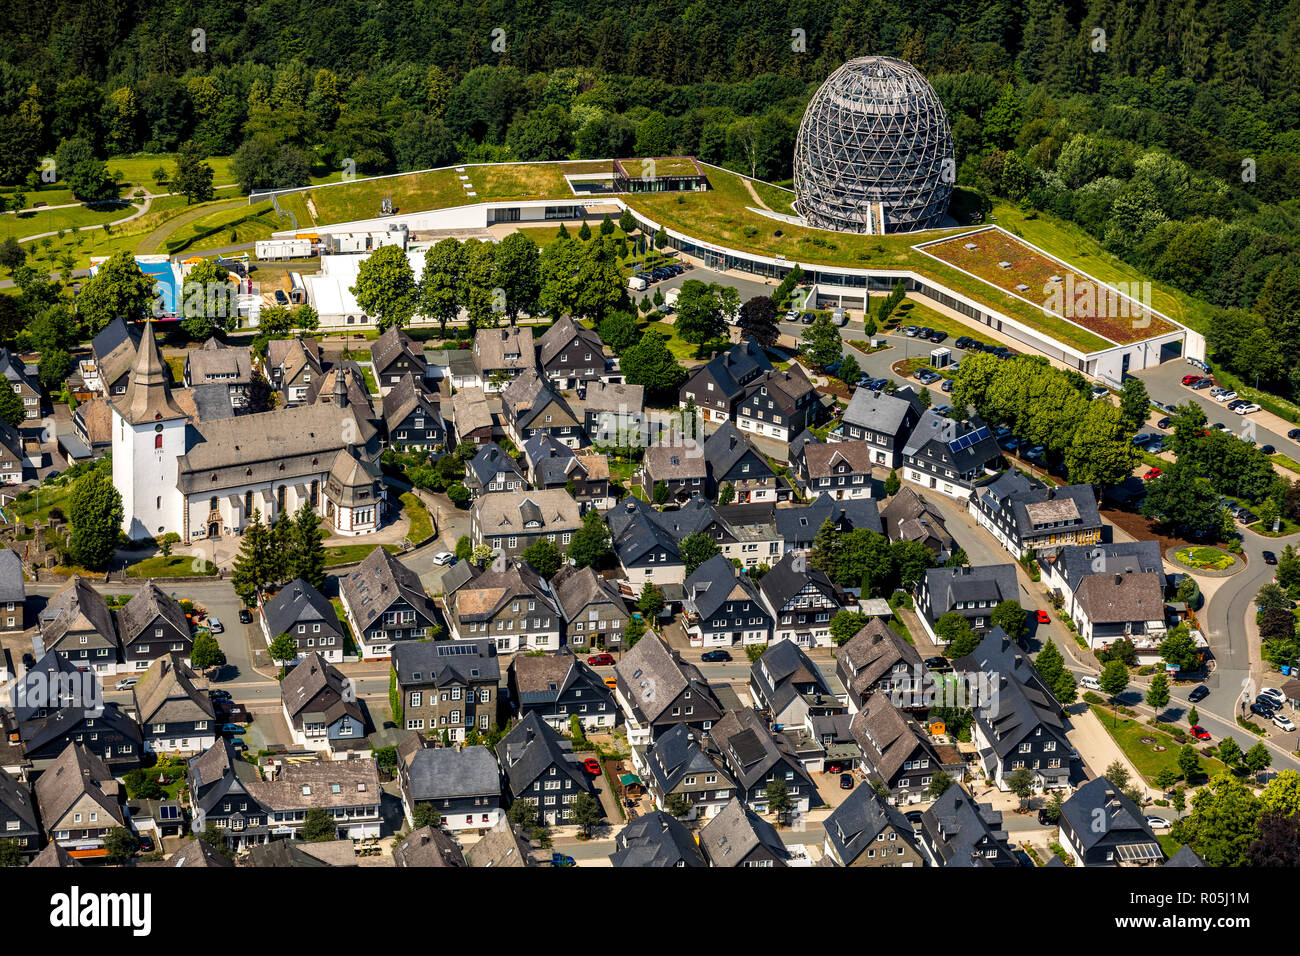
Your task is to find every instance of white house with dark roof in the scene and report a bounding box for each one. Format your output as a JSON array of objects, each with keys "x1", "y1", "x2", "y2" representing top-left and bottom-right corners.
[
  {"x1": 39, "y1": 576, "x2": 120, "y2": 675},
  {"x1": 734, "y1": 364, "x2": 819, "y2": 445},
  {"x1": 495, "y1": 712, "x2": 595, "y2": 826},
  {"x1": 399, "y1": 743, "x2": 503, "y2": 833},
  {"x1": 117, "y1": 580, "x2": 192, "y2": 671},
  {"x1": 1040, "y1": 541, "x2": 1166, "y2": 618},
  {"x1": 704, "y1": 421, "x2": 780, "y2": 503},
  {"x1": 901, "y1": 410, "x2": 1003, "y2": 499},
  {"x1": 1058, "y1": 777, "x2": 1163, "y2": 866},
  {"x1": 549, "y1": 563, "x2": 630, "y2": 651},
  {"x1": 682, "y1": 554, "x2": 772, "y2": 648},
  {"x1": 758, "y1": 552, "x2": 845, "y2": 648},
  {"x1": 915, "y1": 564, "x2": 1019, "y2": 647},
  {"x1": 469, "y1": 489, "x2": 582, "y2": 561},
  {"x1": 280, "y1": 651, "x2": 366, "y2": 752},
  {"x1": 338, "y1": 547, "x2": 439, "y2": 659},
  {"x1": 473, "y1": 326, "x2": 535, "y2": 392},
  {"x1": 678, "y1": 340, "x2": 772, "y2": 425},
  {"x1": 131, "y1": 653, "x2": 216, "y2": 755},
  {"x1": 834, "y1": 386, "x2": 923, "y2": 467},
  {"x1": 260, "y1": 577, "x2": 348, "y2": 662},
  {"x1": 791, "y1": 436, "x2": 874, "y2": 500},
  {"x1": 536, "y1": 315, "x2": 606, "y2": 389},
  {"x1": 970, "y1": 471, "x2": 1103, "y2": 559}
]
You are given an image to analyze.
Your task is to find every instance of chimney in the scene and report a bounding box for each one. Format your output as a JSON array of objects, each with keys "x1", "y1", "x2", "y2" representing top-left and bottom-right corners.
[
  {"x1": 1114, "y1": 573, "x2": 1122, "y2": 586},
  {"x1": 1047, "y1": 488, "x2": 1055, "y2": 499}
]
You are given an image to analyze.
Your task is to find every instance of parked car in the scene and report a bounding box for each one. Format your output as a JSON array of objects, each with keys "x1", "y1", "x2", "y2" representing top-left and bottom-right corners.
[
  {"x1": 208, "y1": 618, "x2": 224, "y2": 634},
  {"x1": 21, "y1": 653, "x2": 34, "y2": 670},
  {"x1": 1289, "y1": 428, "x2": 1300, "y2": 440},
  {"x1": 1143, "y1": 467, "x2": 1162, "y2": 481},
  {"x1": 550, "y1": 853, "x2": 577, "y2": 867},
  {"x1": 1090, "y1": 384, "x2": 1109, "y2": 400},
  {"x1": 1181, "y1": 374, "x2": 1202, "y2": 386},
  {"x1": 1024, "y1": 445, "x2": 1045, "y2": 462},
  {"x1": 904, "y1": 326, "x2": 919, "y2": 337},
  {"x1": 115, "y1": 677, "x2": 139, "y2": 690},
  {"x1": 603, "y1": 677, "x2": 618, "y2": 689},
  {"x1": 1264, "y1": 551, "x2": 1278, "y2": 565},
  {"x1": 229, "y1": 739, "x2": 247, "y2": 753},
  {"x1": 700, "y1": 649, "x2": 732, "y2": 663},
  {"x1": 1035, "y1": 610, "x2": 1051, "y2": 624},
  {"x1": 956, "y1": 337, "x2": 973, "y2": 349},
  {"x1": 136, "y1": 835, "x2": 155, "y2": 852},
  {"x1": 238, "y1": 608, "x2": 252, "y2": 624},
  {"x1": 800, "y1": 312, "x2": 816, "y2": 325},
  {"x1": 1274, "y1": 714, "x2": 1296, "y2": 732},
  {"x1": 1079, "y1": 675, "x2": 1102, "y2": 691},
  {"x1": 1260, "y1": 444, "x2": 1275, "y2": 455},
  {"x1": 583, "y1": 758, "x2": 601, "y2": 775},
  {"x1": 219, "y1": 723, "x2": 244, "y2": 735},
  {"x1": 1250, "y1": 700, "x2": 1275, "y2": 719},
  {"x1": 923, "y1": 656, "x2": 951, "y2": 671},
  {"x1": 1259, "y1": 687, "x2": 1286, "y2": 709},
  {"x1": 1191, "y1": 378, "x2": 1213, "y2": 390},
  {"x1": 839, "y1": 773, "x2": 855, "y2": 790},
  {"x1": 1238, "y1": 509, "x2": 1258, "y2": 524},
  {"x1": 210, "y1": 690, "x2": 232, "y2": 702},
  {"x1": 1145, "y1": 816, "x2": 1172, "y2": 830},
  {"x1": 941, "y1": 379, "x2": 954, "y2": 393},
  {"x1": 1237, "y1": 403, "x2": 1262, "y2": 415},
  {"x1": 1225, "y1": 400, "x2": 1246, "y2": 413},
  {"x1": 1214, "y1": 390, "x2": 1239, "y2": 403},
  {"x1": 432, "y1": 551, "x2": 457, "y2": 566},
  {"x1": 929, "y1": 331, "x2": 947, "y2": 343},
  {"x1": 1190, "y1": 725, "x2": 1212, "y2": 740},
  {"x1": 1156, "y1": 417, "x2": 1172, "y2": 429},
  {"x1": 1187, "y1": 684, "x2": 1210, "y2": 703}
]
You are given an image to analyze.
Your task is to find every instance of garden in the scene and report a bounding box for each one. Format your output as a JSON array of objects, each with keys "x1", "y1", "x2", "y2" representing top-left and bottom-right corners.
[{"x1": 1173, "y1": 546, "x2": 1237, "y2": 572}]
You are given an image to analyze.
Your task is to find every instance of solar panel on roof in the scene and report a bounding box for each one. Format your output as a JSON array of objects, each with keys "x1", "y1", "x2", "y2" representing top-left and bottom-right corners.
[{"x1": 158, "y1": 805, "x2": 180, "y2": 820}]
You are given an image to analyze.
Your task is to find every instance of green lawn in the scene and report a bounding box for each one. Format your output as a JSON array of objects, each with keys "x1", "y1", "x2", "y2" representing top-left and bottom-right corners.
[
  {"x1": 106, "y1": 153, "x2": 236, "y2": 189},
  {"x1": 162, "y1": 202, "x2": 280, "y2": 255},
  {"x1": 0, "y1": 201, "x2": 137, "y2": 243},
  {"x1": 6, "y1": 482, "x2": 74, "y2": 524},
  {"x1": 126, "y1": 555, "x2": 218, "y2": 577},
  {"x1": 1090, "y1": 706, "x2": 1227, "y2": 784},
  {"x1": 1270, "y1": 453, "x2": 1300, "y2": 475},
  {"x1": 1174, "y1": 546, "x2": 1236, "y2": 571},
  {"x1": 399, "y1": 492, "x2": 433, "y2": 543},
  {"x1": 887, "y1": 614, "x2": 914, "y2": 645},
  {"x1": 323, "y1": 543, "x2": 398, "y2": 567}
]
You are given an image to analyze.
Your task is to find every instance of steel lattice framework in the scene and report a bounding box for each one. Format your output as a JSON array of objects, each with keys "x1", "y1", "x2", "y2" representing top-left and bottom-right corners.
[{"x1": 793, "y1": 56, "x2": 954, "y2": 234}]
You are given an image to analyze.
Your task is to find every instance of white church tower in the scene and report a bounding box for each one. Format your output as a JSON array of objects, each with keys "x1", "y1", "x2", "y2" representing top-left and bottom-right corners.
[{"x1": 111, "y1": 321, "x2": 188, "y2": 539}]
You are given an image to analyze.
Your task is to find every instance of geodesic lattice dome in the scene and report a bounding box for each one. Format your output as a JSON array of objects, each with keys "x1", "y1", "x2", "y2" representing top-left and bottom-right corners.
[{"x1": 794, "y1": 56, "x2": 954, "y2": 234}]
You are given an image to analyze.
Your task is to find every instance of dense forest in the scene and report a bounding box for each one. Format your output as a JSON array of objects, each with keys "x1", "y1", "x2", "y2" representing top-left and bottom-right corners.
[{"x1": 1, "y1": 0, "x2": 1299, "y2": 398}]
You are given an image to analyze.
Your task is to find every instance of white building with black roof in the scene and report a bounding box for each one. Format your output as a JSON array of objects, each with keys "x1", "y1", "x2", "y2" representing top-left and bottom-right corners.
[
  {"x1": 970, "y1": 470, "x2": 1103, "y2": 559},
  {"x1": 834, "y1": 385, "x2": 924, "y2": 467},
  {"x1": 1059, "y1": 777, "x2": 1163, "y2": 866},
  {"x1": 338, "y1": 547, "x2": 440, "y2": 659},
  {"x1": 758, "y1": 552, "x2": 846, "y2": 648},
  {"x1": 915, "y1": 563, "x2": 1019, "y2": 646},
  {"x1": 901, "y1": 410, "x2": 1003, "y2": 499},
  {"x1": 495, "y1": 712, "x2": 595, "y2": 827},
  {"x1": 260, "y1": 577, "x2": 348, "y2": 663},
  {"x1": 682, "y1": 554, "x2": 772, "y2": 648}
]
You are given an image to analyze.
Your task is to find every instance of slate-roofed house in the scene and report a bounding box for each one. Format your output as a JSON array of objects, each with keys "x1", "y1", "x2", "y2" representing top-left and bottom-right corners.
[
  {"x1": 371, "y1": 325, "x2": 427, "y2": 393},
  {"x1": 1164, "y1": 845, "x2": 1205, "y2": 867},
  {"x1": 184, "y1": 338, "x2": 253, "y2": 409},
  {"x1": 11, "y1": 652, "x2": 142, "y2": 772},
  {"x1": 465, "y1": 442, "x2": 527, "y2": 497},
  {"x1": 735, "y1": 364, "x2": 820, "y2": 444},
  {"x1": 0, "y1": 766, "x2": 39, "y2": 859},
  {"x1": 639, "y1": 438, "x2": 707, "y2": 503},
  {"x1": 836, "y1": 386, "x2": 923, "y2": 468},
  {"x1": 707, "y1": 708, "x2": 823, "y2": 815},
  {"x1": 792, "y1": 438, "x2": 874, "y2": 500},
  {"x1": 549, "y1": 563, "x2": 630, "y2": 651},
  {"x1": 704, "y1": 421, "x2": 780, "y2": 503},
  {"x1": 749, "y1": 639, "x2": 844, "y2": 728},
  {"x1": 502, "y1": 368, "x2": 584, "y2": 449},
  {"x1": 244, "y1": 758, "x2": 382, "y2": 841},
  {"x1": 954, "y1": 627, "x2": 1059, "y2": 711},
  {"x1": 679, "y1": 340, "x2": 772, "y2": 425},
  {"x1": 0, "y1": 348, "x2": 41, "y2": 420},
  {"x1": 280, "y1": 651, "x2": 366, "y2": 752},
  {"x1": 901, "y1": 410, "x2": 1003, "y2": 499},
  {"x1": 444, "y1": 558, "x2": 561, "y2": 653},
  {"x1": 507, "y1": 652, "x2": 616, "y2": 733},
  {"x1": 338, "y1": 546, "x2": 439, "y2": 659},
  {"x1": 399, "y1": 743, "x2": 502, "y2": 833},
  {"x1": 536, "y1": 315, "x2": 606, "y2": 389},
  {"x1": 449, "y1": 385, "x2": 494, "y2": 447},
  {"x1": 495, "y1": 712, "x2": 595, "y2": 826},
  {"x1": 264, "y1": 335, "x2": 322, "y2": 405},
  {"x1": 0, "y1": 548, "x2": 23, "y2": 631},
  {"x1": 699, "y1": 796, "x2": 791, "y2": 867},
  {"x1": 474, "y1": 326, "x2": 534, "y2": 393},
  {"x1": 610, "y1": 810, "x2": 706, "y2": 867},
  {"x1": 522, "y1": 436, "x2": 611, "y2": 509},
  {"x1": 918, "y1": 784, "x2": 1019, "y2": 867},
  {"x1": 34, "y1": 743, "x2": 124, "y2": 854},
  {"x1": 470, "y1": 489, "x2": 583, "y2": 561},
  {"x1": 27, "y1": 842, "x2": 79, "y2": 867},
  {"x1": 971, "y1": 471, "x2": 1103, "y2": 559},
  {"x1": 850, "y1": 694, "x2": 946, "y2": 803},
  {"x1": 881, "y1": 486, "x2": 956, "y2": 562},
  {"x1": 187, "y1": 738, "x2": 269, "y2": 849},
  {"x1": 117, "y1": 580, "x2": 192, "y2": 670},
  {"x1": 1072, "y1": 572, "x2": 1168, "y2": 653},
  {"x1": 39, "y1": 575, "x2": 121, "y2": 675},
  {"x1": 260, "y1": 577, "x2": 347, "y2": 663},
  {"x1": 607, "y1": 496, "x2": 686, "y2": 586},
  {"x1": 392, "y1": 825, "x2": 467, "y2": 868},
  {"x1": 614, "y1": 631, "x2": 725, "y2": 747},
  {"x1": 822, "y1": 783, "x2": 923, "y2": 867},
  {"x1": 758, "y1": 552, "x2": 846, "y2": 648},
  {"x1": 836, "y1": 618, "x2": 925, "y2": 714},
  {"x1": 916, "y1": 563, "x2": 1019, "y2": 647},
  {"x1": 583, "y1": 380, "x2": 644, "y2": 446},
  {"x1": 85, "y1": 316, "x2": 142, "y2": 396},
  {"x1": 132, "y1": 654, "x2": 216, "y2": 755},
  {"x1": 382, "y1": 373, "x2": 443, "y2": 452},
  {"x1": 245, "y1": 839, "x2": 358, "y2": 867},
  {"x1": 774, "y1": 494, "x2": 882, "y2": 554},
  {"x1": 638, "y1": 723, "x2": 736, "y2": 821},
  {"x1": 72, "y1": 399, "x2": 113, "y2": 461},
  {"x1": 465, "y1": 816, "x2": 539, "y2": 867},
  {"x1": 0, "y1": 421, "x2": 24, "y2": 483},
  {"x1": 1040, "y1": 541, "x2": 1166, "y2": 619},
  {"x1": 140, "y1": 839, "x2": 235, "y2": 868},
  {"x1": 682, "y1": 554, "x2": 772, "y2": 648},
  {"x1": 392, "y1": 639, "x2": 500, "y2": 742},
  {"x1": 966, "y1": 663, "x2": 1071, "y2": 793},
  {"x1": 1059, "y1": 777, "x2": 1164, "y2": 866}
]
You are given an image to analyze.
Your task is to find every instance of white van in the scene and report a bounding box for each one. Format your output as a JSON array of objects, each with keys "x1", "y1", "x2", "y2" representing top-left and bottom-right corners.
[
  {"x1": 832, "y1": 307, "x2": 848, "y2": 326},
  {"x1": 628, "y1": 276, "x2": 647, "y2": 292},
  {"x1": 1079, "y1": 674, "x2": 1101, "y2": 691}
]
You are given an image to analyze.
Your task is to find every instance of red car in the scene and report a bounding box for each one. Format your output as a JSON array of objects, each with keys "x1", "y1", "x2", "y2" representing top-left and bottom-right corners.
[
  {"x1": 1181, "y1": 374, "x2": 1202, "y2": 386},
  {"x1": 1143, "y1": 467, "x2": 1162, "y2": 481},
  {"x1": 1190, "y1": 725, "x2": 1212, "y2": 740},
  {"x1": 1035, "y1": 610, "x2": 1051, "y2": 624},
  {"x1": 583, "y1": 758, "x2": 601, "y2": 775},
  {"x1": 586, "y1": 653, "x2": 615, "y2": 667}
]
